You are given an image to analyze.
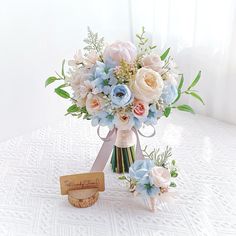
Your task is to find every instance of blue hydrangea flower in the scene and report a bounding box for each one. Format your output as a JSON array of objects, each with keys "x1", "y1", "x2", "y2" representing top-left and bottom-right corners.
[
  {"x1": 129, "y1": 159, "x2": 154, "y2": 181},
  {"x1": 144, "y1": 104, "x2": 162, "y2": 125},
  {"x1": 161, "y1": 83, "x2": 178, "y2": 105},
  {"x1": 110, "y1": 84, "x2": 133, "y2": 107},
  {"x1": 133, "y1": 117, "x2": 142, "y2": 130},
  {"x1": 104, "y1": 57, "x2": 118, "y2": 68},
  {"x1": 129, "y1": 159, "x2": 160, "y2": 197},
  {"x1": 136, "y1": 183, "x2": 160, "y2": 197},
  {"x1": 91, "y1": 111, "x2": 115, "y2": 129},
  {"x1": 91, "y1": 61, "x2": 117, "y2": 95}
]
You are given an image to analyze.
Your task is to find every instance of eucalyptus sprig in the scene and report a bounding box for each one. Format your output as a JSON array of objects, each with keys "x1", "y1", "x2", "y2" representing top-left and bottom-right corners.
[
  {"x1": 45, "y1": 59, "x2": 71, "y2": 99},
  {"x1": 164, "y1": 71, "x2": 204, "y2": 117},
  {"x1": 136, "y1": 27, "x2": 157, "y2": 55},
  {"x1": 143, "y1": 145, "x2": 172, "y2": 168},
  {"x1": 45, "y1": 60, "x2": 91, "y2": 120},
  {"x1": 65, "y1": 104, "x2": 91, "y2": 120}
]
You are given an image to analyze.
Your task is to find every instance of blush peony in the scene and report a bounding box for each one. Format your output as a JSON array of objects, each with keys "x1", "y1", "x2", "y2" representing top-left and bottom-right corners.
[{"x1": 103, "y1": 41, "x2": 137, "y2": 65}]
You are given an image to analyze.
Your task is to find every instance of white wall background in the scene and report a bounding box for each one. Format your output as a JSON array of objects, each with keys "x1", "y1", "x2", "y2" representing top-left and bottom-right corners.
[
  {"x1": 0, "y1": 0, "x2": 131, "y2": 141},
  {"x1": 0, "y1": 0, "x2": 236, "y2": 141}
]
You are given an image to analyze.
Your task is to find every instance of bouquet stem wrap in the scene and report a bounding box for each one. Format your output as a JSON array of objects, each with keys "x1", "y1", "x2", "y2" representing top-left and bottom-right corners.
[
  {"x1": 90, "y1": 127, "x2": 144, "y2": 173},
  {"x1": 111, "y1": 129, "x2": 136, "y2": 173}
]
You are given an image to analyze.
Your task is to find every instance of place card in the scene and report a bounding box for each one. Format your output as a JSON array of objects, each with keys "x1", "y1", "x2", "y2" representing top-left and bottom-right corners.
[{"x1": 60, "y1": 172, "x2": 105, "y2": 195}]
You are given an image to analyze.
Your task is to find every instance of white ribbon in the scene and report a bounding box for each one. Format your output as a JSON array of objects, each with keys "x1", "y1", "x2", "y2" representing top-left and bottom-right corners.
[{"x1": 138, "y1": 124, "x2": 156, "y2": 138}]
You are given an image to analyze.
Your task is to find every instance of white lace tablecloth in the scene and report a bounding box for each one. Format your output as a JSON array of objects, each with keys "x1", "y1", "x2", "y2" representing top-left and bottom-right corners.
[{"x1": 0, "y1": 112, "x2": 236, "y2": 236}]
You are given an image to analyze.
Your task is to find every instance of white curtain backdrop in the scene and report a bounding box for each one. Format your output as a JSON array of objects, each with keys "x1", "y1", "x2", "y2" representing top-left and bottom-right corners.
[
  {"x1": 130, "y1": 0, "x2": 236, "y2": 124},
  {"x1": 0, "y1": 0, "x2": 236, "y2": 141}
]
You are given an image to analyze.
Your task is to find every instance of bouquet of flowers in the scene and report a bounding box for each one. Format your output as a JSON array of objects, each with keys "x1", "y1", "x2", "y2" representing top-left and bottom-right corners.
[
  {"x1": 119, "y1": 146, "x2": 178, "y2": 211},
  {"x1": 45, "y1": 27, "x2": 203, "y2": 173}
]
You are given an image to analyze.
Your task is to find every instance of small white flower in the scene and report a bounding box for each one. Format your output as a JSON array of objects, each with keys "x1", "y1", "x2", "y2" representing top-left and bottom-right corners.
[
  {"x1": 84, "y1": 51, "x2": 99, "y2": 68},
  {"x1": 68, "y1": 50, "x2": 84, "y2": 67}
]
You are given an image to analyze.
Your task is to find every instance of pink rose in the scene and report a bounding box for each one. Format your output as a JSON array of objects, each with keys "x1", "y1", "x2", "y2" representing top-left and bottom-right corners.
[
  {"x1": 142, "y1": 54, "x2": 164, "y2": 74},
  {"x1": 86, "y1": 94, "x2": 105, "y2": 115},
  {"x1": 149, "y1": 166, "x2": 171, "y2": 188},
  {"x1": 103, "y1": 41, "x2": 137, "y2": 65},
  {"x1": 132, "y1": 99, "x2": 149, "y2": 118},
  {"x1": 115, "y1": 112, "x2": 133, "y2": 130}
]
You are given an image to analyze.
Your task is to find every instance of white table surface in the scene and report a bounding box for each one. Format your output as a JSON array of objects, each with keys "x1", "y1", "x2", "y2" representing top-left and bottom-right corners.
[{"x1": 0, "y1": 112, "x2": 236, "y2": 236}]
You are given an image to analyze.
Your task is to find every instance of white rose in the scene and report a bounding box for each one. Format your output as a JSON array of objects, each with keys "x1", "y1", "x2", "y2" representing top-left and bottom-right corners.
[
  {"x1": 132, "y1": 68, "x2": 164, "y2": 103},
  {"x1": 142, "y1": 54, "x2": 164, "y2": 74},
  {"x1": 149, "y1": 166, "x2": 171, "y2": 188}
]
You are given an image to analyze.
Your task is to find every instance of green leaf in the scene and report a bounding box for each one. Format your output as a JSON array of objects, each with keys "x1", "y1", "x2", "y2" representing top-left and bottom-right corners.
[
  {"x1": 67, "y1": 104, "x2": 79, "y2": 113},
  {"x1": 170, "y1": 182, "x2": 177, "y2": 187},
  {"x1": 178, "y1": 74, "x2": 184, "y2": 91},
  {"x1": 54, "y1": 88, "x2": 70, "y2": 99},
  {"x1": 164, "y1": 107, "x2": 171, "y2": 117},
  {"x1": 177, "y1": 104, "x2": 195, "y2": 114},
  {"x1": 172, "y1": 160, "x2": 176, "y2": 166},
  {"x1": 45, "y1": 76, "x2": 58, "y2": 87},
  {"x1": 56, "y1": 83, "x2": 68, "y2": 89},
  {"x1": 80, "y1": 106, "x2": 88, "y2": 114},
  {"x1": 172, "y1": 75, "x2": 184, "y2": 104},
  {"x1": 171, "y1": 171, "x2": 178, "y2": 178},
  {"x1": 188, "y1": 71, "x2": 201, "y2": 90},
  {"x1": 118, "y1": 175, "x2": 126, "y2": 180},
  {"x1": 172, "y1": 93, "x2": 180, "y2": 104},
  {"x1": 160, "y1": 48, "x2": 170, "y2": 61},
  {"x1": 83, "y1": 113, "x2": 91, "y2": 120},
  {"x1": 61, "y1": 59, "x2": 65, "y2": 78},
  {"x1": 188, "y1": 92, "x2": 205, "y2": 105},
  {"x1": 136, "y1": 34, "x2": 142, "y2": 40},
  {"x1": 103, "y1": 79, "x2": 109, "y2": 86},
  {"x1": 77, "y1": 113, "x2": 82, "y2": 119},
  {"x1": 149, "y1": 45, "x2": 157, "y2": 50}
]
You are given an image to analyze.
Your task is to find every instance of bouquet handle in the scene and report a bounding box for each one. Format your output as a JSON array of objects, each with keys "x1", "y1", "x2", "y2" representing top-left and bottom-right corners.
[{"x1": 91, "y1": 127, "x2": 144, "y2": 172}]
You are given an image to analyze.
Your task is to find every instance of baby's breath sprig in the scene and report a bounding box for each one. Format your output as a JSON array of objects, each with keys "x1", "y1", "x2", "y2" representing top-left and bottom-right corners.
[{"x1": 114, "y1": 60, "x2": 137, "y2": 84}]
